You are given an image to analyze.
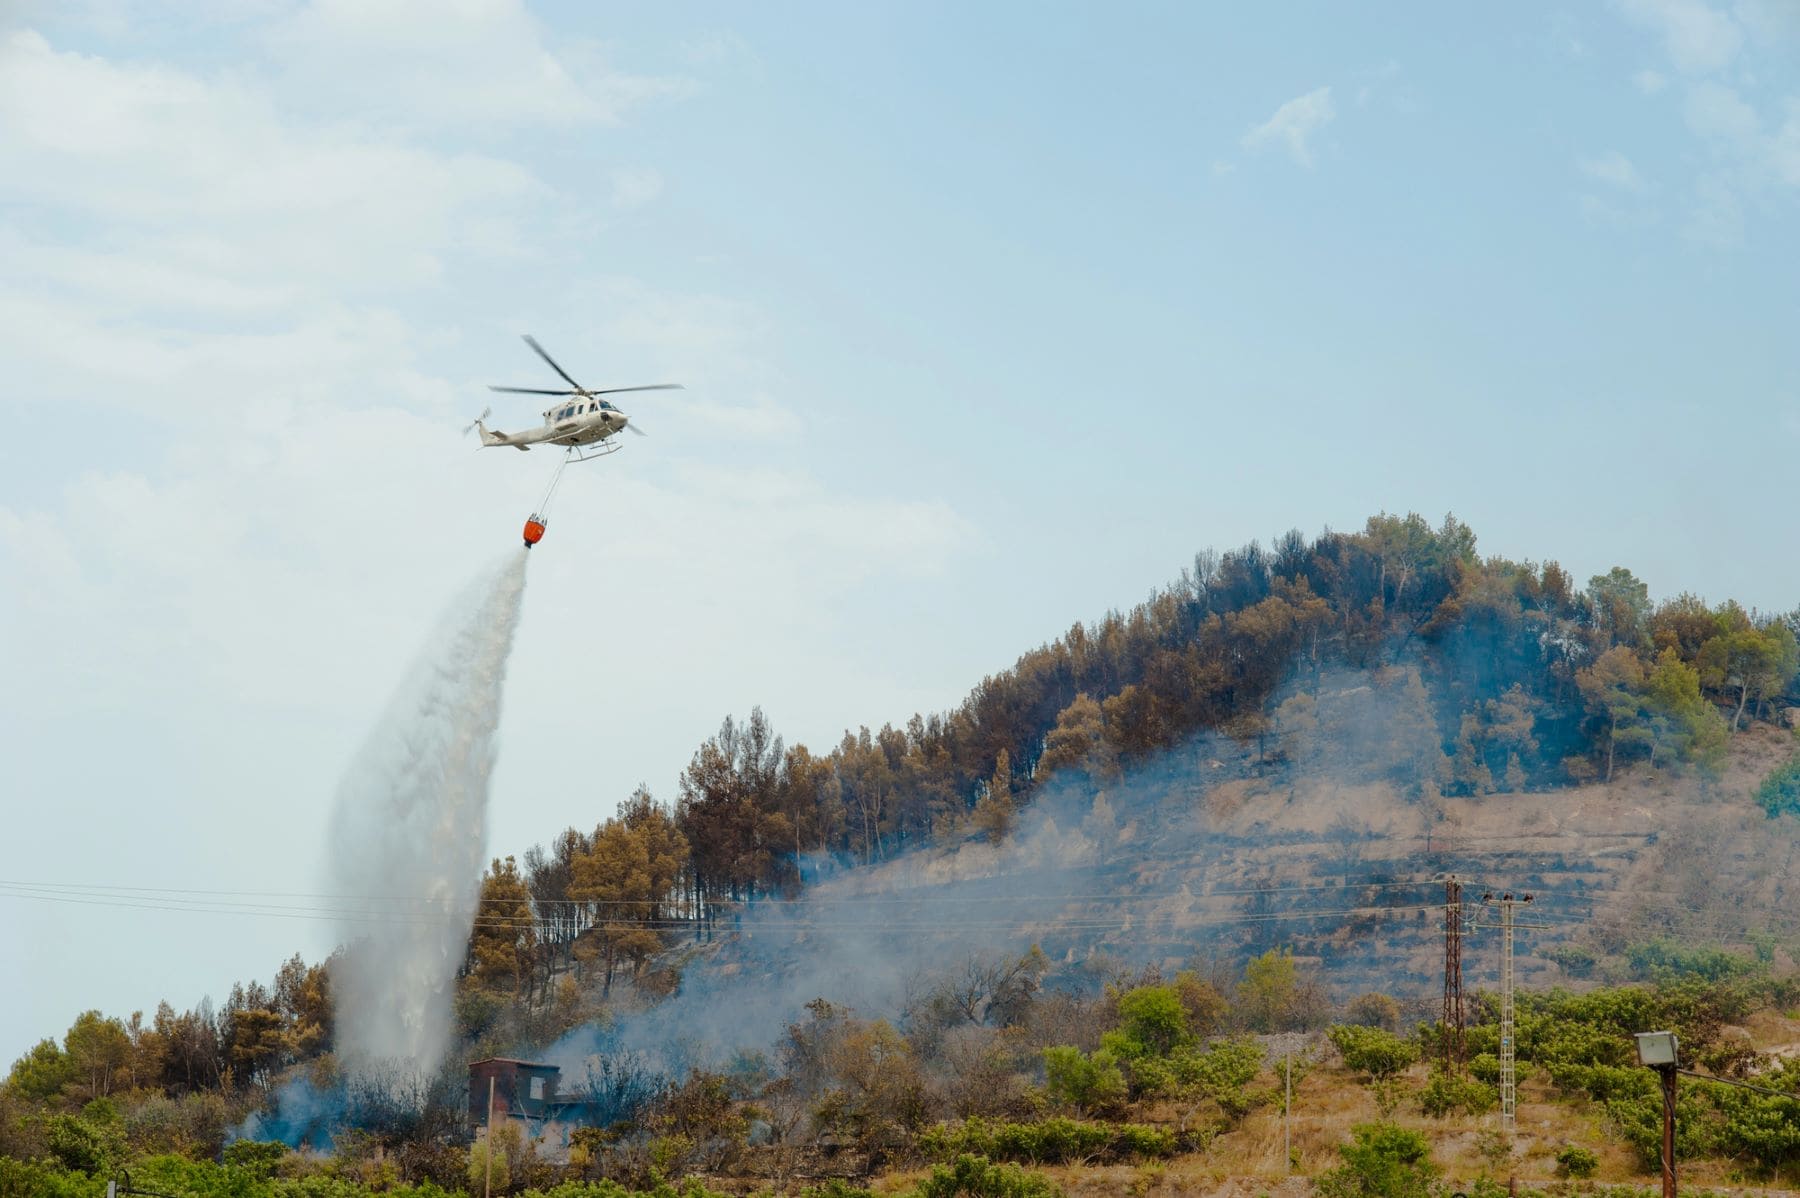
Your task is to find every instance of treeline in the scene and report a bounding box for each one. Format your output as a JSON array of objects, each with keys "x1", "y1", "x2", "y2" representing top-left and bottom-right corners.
[
  {"x1": 11, "y1": 513, "x2": 1800, "y2": 1125},
  {"x1": 13, "y1": 944, "x2": 1800, "y2": 1193},
  {"x1": 498, "y1": 513, "x2": 1799, "y2": 993}
]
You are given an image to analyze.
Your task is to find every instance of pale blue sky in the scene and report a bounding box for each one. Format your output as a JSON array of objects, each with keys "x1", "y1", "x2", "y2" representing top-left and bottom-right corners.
[{"x1": 2, "y1": 1, "x2": 1797, "y2": 1064}]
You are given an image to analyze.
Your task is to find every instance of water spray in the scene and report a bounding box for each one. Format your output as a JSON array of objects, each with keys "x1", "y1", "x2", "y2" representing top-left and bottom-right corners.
[{"x1": 326, "y1": 551, "x2": 529, "y2": 1079}]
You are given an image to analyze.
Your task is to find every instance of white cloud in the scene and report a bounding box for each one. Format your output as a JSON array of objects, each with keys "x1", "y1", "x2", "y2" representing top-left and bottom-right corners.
[
  {"x1": 1769, "y1": 99, "x2": 1800, "y2": 186},
  {"x1": 265, "y1": 0, "x2": 692, "y2": 132},
  {"x1": 0, "y1": 17, "x2": 974, "y2": 1068},
  {"x1": 1685, "y1": 80, "x2": 1760, "y2": 146},
  {"x1": 0, "y1": 29, "x2": 544, "y2": 307},
  {"x1": 610, "y1": 166, "x2": 665, "y2": 210},
  {"x1": 681, "y1": 29, "x2": 758, "y2": 70},
  {"x1": 1732, "y1": 0, "x2": 1800, "y2": 44},
  {"x1": 1353, "y1": 59, "x2": 1400, "y2": 108},
  {"x1": 1579, "y1": 150, "x2": 1646, "y2": 189},
  {"x1": 1680, "y1": 83, "x2": 1800, "y2": 187},
  {"x1": 1603, "y1": 0, "x2": 1800, "y2": 247},
  {"x1": 1614, "y1": 0, "x2": 1743, "y2": 72},
  {"x1": 1241, "y1": 86, "x2": 1336, "y2": 168}
]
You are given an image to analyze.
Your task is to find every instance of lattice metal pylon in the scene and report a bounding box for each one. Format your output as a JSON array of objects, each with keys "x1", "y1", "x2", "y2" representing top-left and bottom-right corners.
[
  {"x1": 1443, "y1": 877, "x2": 1465, "y2": 1076},
  {"x1": 1475, "y1": 891, "x2": 1544, "y2": 1134}
]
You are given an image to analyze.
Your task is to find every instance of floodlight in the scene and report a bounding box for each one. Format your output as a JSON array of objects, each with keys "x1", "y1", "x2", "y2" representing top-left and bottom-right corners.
[{"x1": 1635, "y1": 1031, "x2": 1679, "y2": 1067}]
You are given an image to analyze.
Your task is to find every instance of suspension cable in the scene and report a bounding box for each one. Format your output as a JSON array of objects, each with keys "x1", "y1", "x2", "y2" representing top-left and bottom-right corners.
[{"x1": 535, "y1": 450, "x2": 572, "y2": 518}]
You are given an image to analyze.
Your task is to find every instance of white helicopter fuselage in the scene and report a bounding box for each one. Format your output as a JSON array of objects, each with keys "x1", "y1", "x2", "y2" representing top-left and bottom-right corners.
[{"x1": 476, "y1": 397, "x2": 628, "y2": 450}]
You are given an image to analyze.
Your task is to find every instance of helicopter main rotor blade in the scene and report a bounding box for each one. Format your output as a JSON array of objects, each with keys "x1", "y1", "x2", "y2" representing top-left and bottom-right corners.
[
  {"x1": 625, "y1": 420, "x2": 648, "y2": 437},
  {"x1": 489, "y1": 386, "x2": 580, "y2": 395},
  {"x1": 591, "y1": 383, "x2": 685, "y2": 396},
  {"x1": 521, "y1": 334, "x2": 585, "y2": 391}
]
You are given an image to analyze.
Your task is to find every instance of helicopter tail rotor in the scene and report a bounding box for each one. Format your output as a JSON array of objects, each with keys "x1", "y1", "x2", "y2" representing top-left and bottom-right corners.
[{"x1": 462, "y1": 406, "x2": 492, "y2": 437}]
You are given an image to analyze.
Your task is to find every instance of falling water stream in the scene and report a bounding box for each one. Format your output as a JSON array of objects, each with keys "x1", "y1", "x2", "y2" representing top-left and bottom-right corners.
[{"x1": 325, "y1": 550, "x2": 529, "y2": 1078}]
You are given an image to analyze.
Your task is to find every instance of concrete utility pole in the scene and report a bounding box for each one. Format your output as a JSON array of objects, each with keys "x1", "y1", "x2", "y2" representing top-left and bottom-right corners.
[
  {"x1": 1500, "y1": 895, "x2": 1517, "y2": 1129},
  {"x1": 485, "y1": 1075, "x2": 497, "y2": 1198},
  {"x1": 1284, "y1": 1043, "x2": 1292, "y2": 1170}
]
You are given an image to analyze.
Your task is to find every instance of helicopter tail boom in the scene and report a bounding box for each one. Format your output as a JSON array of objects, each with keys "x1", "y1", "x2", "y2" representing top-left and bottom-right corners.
[{"x1": 474, "y1": 420, "x2": 530, "y2": 451}]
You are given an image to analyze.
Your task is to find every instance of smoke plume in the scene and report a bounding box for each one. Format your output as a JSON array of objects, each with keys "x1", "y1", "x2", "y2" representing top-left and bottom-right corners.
[{"x1": 327, "y1": 550, "x2": 529, "y2": 1077}]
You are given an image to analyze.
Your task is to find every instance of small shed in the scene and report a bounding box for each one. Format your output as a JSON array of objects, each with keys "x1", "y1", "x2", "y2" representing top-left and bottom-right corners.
[{"x1": 468, "y1": 1057, "x2": 562, "y2": 1128}]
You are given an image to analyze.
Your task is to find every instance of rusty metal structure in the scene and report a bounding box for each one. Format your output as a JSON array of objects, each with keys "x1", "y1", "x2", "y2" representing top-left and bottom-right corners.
[{"x1": 1442, "y1": 876, "x2": 1465, "y2": 1076}]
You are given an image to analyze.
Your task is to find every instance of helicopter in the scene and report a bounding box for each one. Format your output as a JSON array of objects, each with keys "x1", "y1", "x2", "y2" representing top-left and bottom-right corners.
[
  {"x1": 465, "y1": 334, "x2": 682, "y2": 464},
  {"x1": 467, "y1": 335, "x2": 682, "y2": 547}
]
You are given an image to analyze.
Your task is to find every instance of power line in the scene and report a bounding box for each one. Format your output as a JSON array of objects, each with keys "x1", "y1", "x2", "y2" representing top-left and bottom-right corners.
[
  {"x1": 0, "y1": 883, "x2": 1447, "y2": 935},
  {"x1": 0, "y1": 874, "x2": 1455, "y2": 907}
]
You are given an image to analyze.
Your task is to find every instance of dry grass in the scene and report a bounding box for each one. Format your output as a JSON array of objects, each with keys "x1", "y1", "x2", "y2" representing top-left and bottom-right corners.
[{"x1": 865, "y1": 1053, "x2": 1800, "y2": 1196}]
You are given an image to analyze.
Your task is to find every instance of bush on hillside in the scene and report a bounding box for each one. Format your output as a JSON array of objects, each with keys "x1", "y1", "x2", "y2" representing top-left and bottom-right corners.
[
  {"x1": 1040, "y1": 1047, "x2": 1126, "y2": 1116},
  {"x1": 1625, "y1": 937, "x2": 1760, "y2": 983},
  {"x1": 1758, "y1": 756, "x2": 1800, "y2": 818},
  {"x1": 1417, "y1": 1070, "x2": 1496, "y2": 1117},
  {"x1": 1313, "y1": 1122, "x2": 1438, "y2": 1198},
  {"x1": 1098, "y1": 986, "x2": 1190, "y2": 1060},
  {"x1": 220, "y1": 1138, "x2": 288, "y2": 1179},
  {"x1": 1554, "y1": 1145, "x2": 1599, "y2": 1178},
  {"x1": 1327, "y1": 1024, "x2": 1419, "y2": 1080},
  {"x1": 44, "y1": 1113, "x2": 126, "y2": 1176},
  {"x1": 920, "y1": 1117, "x2": 1180, "y2": 1165},
  {"x1": 912, "y1": 1154, "x2": 1062, "y2": 1198},
  {"x1": 1343, "y1": 992, "x2": 1402, "y2": 1032}
]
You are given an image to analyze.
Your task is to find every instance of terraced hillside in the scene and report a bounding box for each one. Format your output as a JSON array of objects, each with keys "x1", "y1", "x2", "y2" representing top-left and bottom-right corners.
[{"x1": 621, "y1": 715, "x2": 1800, "y2": 1070}]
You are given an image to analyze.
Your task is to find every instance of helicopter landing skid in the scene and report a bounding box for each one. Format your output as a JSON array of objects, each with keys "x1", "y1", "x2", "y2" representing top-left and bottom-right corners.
[{"x1": 563, "y1": 441, "x2": 624, "y2": 464}]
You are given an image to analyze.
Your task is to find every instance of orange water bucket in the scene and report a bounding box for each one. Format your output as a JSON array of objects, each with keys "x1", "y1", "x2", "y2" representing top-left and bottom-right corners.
[{"x1": 522, "y1": 515, "x2": 547, "y2": 547}]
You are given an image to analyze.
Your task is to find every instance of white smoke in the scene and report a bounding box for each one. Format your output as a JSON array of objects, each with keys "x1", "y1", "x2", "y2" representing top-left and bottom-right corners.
[{"x1": 326, "y1": 551, "x2": 529, "y2": 1076}]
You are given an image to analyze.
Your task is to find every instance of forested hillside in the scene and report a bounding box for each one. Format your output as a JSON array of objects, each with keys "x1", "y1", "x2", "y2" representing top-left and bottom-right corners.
[
  {"x1": 8, "y1": 512, "x2": 1800, "y2": 1196},
  {"x1": 490, "y1": 512, "x2": 1798, "y2": 1006}
]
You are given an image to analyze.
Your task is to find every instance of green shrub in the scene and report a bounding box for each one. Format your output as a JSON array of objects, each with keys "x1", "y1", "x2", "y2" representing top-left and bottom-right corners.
[
  {"x1": 0, "y1": 1157, "x2": 98, "y2": 1198},
  {"x1": 1625, "y1": 938, "x2": 1759, "y2": 983},
  {"x1": 1099, "y1": 986, "x2": 1191, "y2": 1060},
  {"x1": 221, "y1": 1138, "x2": 289, "y2": 1179},
  {"x1": 1757, "y1": 756, "x2": 1800, "y2": 818},
  {"x1": 1545, "y1": 944, "x2": 1597, "y2": 978},
  {"x1": 505, "y1": 1180, "x2": 741, "y2": 1198},
  {"x1": 1312, "y1": 1122, "x2": 1438, "y2": 1198},
  {"x1": 1417, "y1": 1070, "x2": 1496, "y2": 1117},
  {"x1": 1327, "y1": 1024, "x2": 1419, "y2": 1080},
  {"x1": 44, "y1": 1114, "x2": 126, "y2": 1175},
  {"x1": 1555, "y1": 1144, "x2": 1599, "y2": 1178},
  {"x1": 912, "y1": 1154, "x2": 1062, "y2": 1198},
  {"x1": 798, "y1": 1182, "x2": 877, "y2": 1198},
  {"x1": 1139, "y1": 1037, "x2": 1268, "y2": 1121},
  {"x1": 1040, "y1": 1046, "x2": 1126, "y2": 1115},
  {"x1": 920, "y1": 1117, "x2": 1180, "y2": 1165},
  {"x1": 1343, "y1": 993, "x2": 1401, "y2": 1031}
]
